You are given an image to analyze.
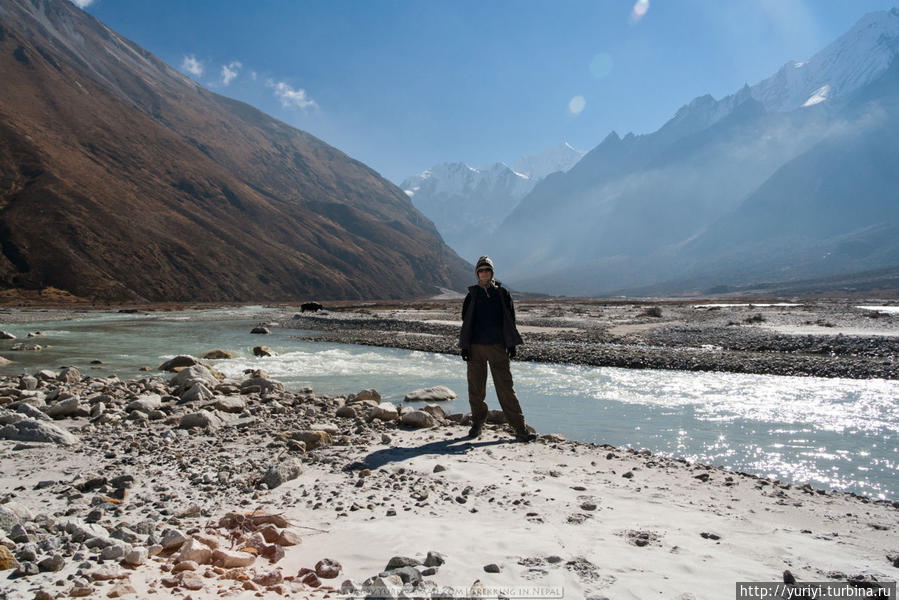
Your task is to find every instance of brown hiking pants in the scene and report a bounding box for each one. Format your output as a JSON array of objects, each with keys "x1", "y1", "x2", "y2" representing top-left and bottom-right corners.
[{"x1": 467, "y1": 343, "x2": 526, "y2": 432}]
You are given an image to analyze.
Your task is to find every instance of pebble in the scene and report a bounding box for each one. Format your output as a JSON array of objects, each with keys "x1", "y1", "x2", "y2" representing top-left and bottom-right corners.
[
  {"x1": 262, "y1": 458, "x2": 304, "y2": 489},
  {"x1": 315, "y1": 558, "x2": 342, "y2": 579},
  {"x1": 37, "y1": 553, "x2": 65, "y2": 572}
]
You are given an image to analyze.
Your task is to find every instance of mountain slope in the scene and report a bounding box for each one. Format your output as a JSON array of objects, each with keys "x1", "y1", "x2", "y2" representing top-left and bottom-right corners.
[
  {"x1": 0, "y1": 0, "x2": 469, "y2": 301},
  {"x1": 491, "y1": 8, "x2": 899, "y2": 296}
]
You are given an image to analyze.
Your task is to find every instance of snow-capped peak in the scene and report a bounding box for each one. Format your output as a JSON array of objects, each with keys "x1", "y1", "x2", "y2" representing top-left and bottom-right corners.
[
  {"x1": 751, "y1": 8, "x2": 899, "y2": 112},
  {"x1": 667, "y1": 8, "x2": 899, "y2": 131},
  {"x1": 511, "y1": 141, "x2": 585, "y2": 180}
]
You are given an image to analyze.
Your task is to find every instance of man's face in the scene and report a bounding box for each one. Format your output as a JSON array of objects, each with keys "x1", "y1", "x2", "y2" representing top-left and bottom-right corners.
[{"x1": 477, "y1": 267, "x2": 493, "y2": 282}]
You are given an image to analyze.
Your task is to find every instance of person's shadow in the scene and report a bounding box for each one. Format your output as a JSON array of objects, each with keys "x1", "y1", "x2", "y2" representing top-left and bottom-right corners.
[{"x1": 348, "y1": 434, "x2": 507, "y2": 471}]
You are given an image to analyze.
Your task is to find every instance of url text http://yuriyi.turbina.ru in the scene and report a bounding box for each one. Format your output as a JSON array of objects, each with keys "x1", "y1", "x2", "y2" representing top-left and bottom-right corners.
[{"x1": 736, "y1": 582, "x2": 897, "y2": 600}]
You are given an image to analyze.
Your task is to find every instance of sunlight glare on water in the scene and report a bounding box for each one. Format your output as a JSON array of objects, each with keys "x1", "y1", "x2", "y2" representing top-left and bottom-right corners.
[{"x1": 1, "y1": 311, "x2": 896, "y2": 498}]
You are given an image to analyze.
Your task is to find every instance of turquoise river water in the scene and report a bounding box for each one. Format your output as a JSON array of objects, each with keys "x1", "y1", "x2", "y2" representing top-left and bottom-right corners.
[{"x1": 1, "y1": 306, "x2": 897, "y2": 499}]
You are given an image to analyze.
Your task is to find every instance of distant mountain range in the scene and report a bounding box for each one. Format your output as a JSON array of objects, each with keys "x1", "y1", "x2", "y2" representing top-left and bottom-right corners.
[
  {"x1": 484, "y1": 8, "x2": 899, "y2": 296},
  {"x1": 400, "y1": 143, "x2": 584, "y2": 262},
  {"x1": 0, "y1": 0, "x2": 469, "y2": 301}
]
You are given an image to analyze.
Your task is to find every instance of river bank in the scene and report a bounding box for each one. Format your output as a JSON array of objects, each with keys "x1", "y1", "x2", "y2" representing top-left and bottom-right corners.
[
  {"x1": 1, "y1": 363, "x2": 897, "y2": 600},
  {"x1": 281, "y1": 299, "x2": 899, "y2": 379}
]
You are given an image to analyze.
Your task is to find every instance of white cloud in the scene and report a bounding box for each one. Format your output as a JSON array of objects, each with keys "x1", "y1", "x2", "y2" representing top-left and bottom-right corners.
[
  {"x1": 70, "y1": 0, "x2": 95, "y2": 8},
  {"x1": 221, "y1": 61, "x2": 242, "y2": 86},
  {"x1": 569, "y1": 95, "x2": 586, "y2": 115},
  {"x1": 181, "y1": 55, "x2": 204, "y2": 77},
  {"x1": 267, "y1": 79, "x2": 318, "y2": 110}
]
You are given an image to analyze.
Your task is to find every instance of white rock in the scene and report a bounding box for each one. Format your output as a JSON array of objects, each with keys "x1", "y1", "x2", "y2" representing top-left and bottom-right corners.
[
  {"x1": 125, "y1": 394, "x2": 161, "y2": 413},
  {"x1": 212, "y1": 549, "x2": 255, "y2": 568},
  {"x1": 403, "y1": 385, "x2": 457, "y2": 402},
  {"x1": 369, "y1": 402, "x2": 399, "y2": 421},
  {"x1": 400, "y1": 410, "x2": 436, "y2": 428},
  {"x1": 309, "y1": 422, "x2": 340, "y2": 434},
  {"x1": 170, "y1": 365, "x2": 217, "y2": 389},
  {"x1": 0, "y1": 419, "x2": 77, "y2": 445},
  {"x1": 262, "y1": 458, "x2": 303, "y2": 489},
  {"x1": 123, "y1": 547, "x2": 148, "y2": 566},
  {"x1": 214, "y1": 396, "x2": 246, "y2": 413},
  {"x1": 179, "y1": 410, "x2": 223, "y2": 429},
  {"x1": 421, "y1": 404, "x2": 447, "y2": 420},
  {"x1": 58, "y1": 366, "x2": 82, "y2": 384},
  {"x1": 177, "y1": 538, "x2": 212, "y2": 564},
  {"x1": 180, "y1": 382, "x2": 213, "y2": 403}
]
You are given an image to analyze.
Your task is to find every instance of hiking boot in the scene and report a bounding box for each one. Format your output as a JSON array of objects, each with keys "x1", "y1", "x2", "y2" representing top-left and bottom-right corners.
[
  {"x1": 514, "y1": 430, "x2": 537, "y2": 443},
  {"x1": 467, "y1": 422, "x2": 483, "y2": 438}
]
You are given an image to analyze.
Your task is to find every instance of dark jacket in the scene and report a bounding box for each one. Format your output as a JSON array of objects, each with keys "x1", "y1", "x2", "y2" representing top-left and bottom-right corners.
[{"x1": 459, "y1": 282, "x2": 524, "y2": 350}]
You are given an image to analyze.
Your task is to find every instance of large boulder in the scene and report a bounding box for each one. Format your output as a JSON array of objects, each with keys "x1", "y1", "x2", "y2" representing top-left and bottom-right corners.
[
  {"x1": 43, "y1": 396, "x2": 86, "y2": 419},
  {"x1": 179, "y1": 410, "x2": 224, "y2": 429},
  {"x1": 262, "y1": 458, "x2": 303, "y2": 489},
  {"x1": 351, "y1": 389, "x2": 381, "y2": 402},
  {"x1": 202, "y1": 350, "x2": 234, "y2": 360},
  {"x1": 58, "y1": 366, "x2": 82, "y2": 384},
  {"x1": 253, "y1": 346, "x2": 276, "y2": 357},
  {"x1": 0, "y1": 409, "x2": 25, "y2": 425},
  {"x1": 62, "y1": 518, "x2": 110, "y2": 543},
  {"x1": 250, "y1": 326, "x2": 270, "y2": 335},
  {"x1": 420, "y1": 404, "x2": 447, "y2": 420},
  {"x1": 369, "y1": 402, "x2": 399, "y2": 421},
  {"x1": 214, "y1": 397, "x2": 246, "y2": 413},
  {"x1": 403, "y1": 386, "x2": 457, "y2": 402},
  {"x1": 212, "y1": 549, "x2": 255, "y2": 568},
  {"x1": 400, "y1": 410, "x2": 436, "y2": 428},
  {"x1": 158, "y1": 356, "x2": 200, "y2": 372},
  {"x1": 0, "y1": 419, "x2": 78, "y2": 444},
  {"x1": 125, "y1": 394, "x2": 162, "y2": 414},
  {"x1": 286, "y1": 430, "x2": 332, "y2": 451},
  {"x1": 0, "y1": 331, "x2": 16, "y2": 340},
  {"x1": 171, "y1": 365, "x2": 218, "y2": 389},
  {"x1": 0, "y1": 356, "x2": 11, "y2": 366},
  {"x1": 177, "y1": 538, "x2": 212, "y2": 565},
  {"x1": 240, "y1": 377, "x2": 284, "y2": 394},
  {"x1": 180, "y1": 382, "x2": 213, "y2": 404},
  {"x1": 16, "y1": 403, "x2": 51, "y2": 422}
]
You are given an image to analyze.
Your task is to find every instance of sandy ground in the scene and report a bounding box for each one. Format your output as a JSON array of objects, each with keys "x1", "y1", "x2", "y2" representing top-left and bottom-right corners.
[{"x1": 1, "y1": 364, "x2": 897, "y2": 600}]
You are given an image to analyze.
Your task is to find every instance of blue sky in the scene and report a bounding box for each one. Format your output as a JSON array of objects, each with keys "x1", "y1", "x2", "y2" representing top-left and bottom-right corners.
[{"x1": 74, "y1": 0, "x2": 898, "y2": 184}]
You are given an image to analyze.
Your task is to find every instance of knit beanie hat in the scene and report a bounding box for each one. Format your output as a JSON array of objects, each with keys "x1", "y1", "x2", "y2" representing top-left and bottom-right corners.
[{"x1": 475, "y1": 256, "x2": 494, "y2": 273}]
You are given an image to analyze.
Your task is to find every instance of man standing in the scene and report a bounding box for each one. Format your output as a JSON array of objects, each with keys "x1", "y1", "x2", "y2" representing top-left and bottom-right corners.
[{"x1": 459, "y1": 256, "x2": 536, "y2": 442}]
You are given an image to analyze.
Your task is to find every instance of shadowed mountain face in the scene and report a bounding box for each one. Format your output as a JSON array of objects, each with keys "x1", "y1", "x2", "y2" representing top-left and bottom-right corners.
[{"x1": 0, "y1": 0, "x2": 470, "y2": 302}]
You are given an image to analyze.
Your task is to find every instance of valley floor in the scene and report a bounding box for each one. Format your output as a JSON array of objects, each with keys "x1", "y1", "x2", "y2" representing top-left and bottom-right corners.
[
  {"x1": 285, "y1": 298, "x2": 899, "y2": 380},
  {"x1": 1, "y1": 365, "x2": 896, "y2": 600}
]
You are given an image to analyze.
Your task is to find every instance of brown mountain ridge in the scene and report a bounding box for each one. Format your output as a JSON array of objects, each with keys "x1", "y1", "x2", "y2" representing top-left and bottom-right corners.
[{"x1": 0, "y1": 0, "x2": 470, "y2": 302}]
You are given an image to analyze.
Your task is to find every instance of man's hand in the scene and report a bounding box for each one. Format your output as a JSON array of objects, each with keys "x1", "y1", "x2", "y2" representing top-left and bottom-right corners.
[
  {"x1": 461, "y1": 349, "x2": 470, "y2": 362},
  {"x1": 507, "y1": 346, "x2": 516, "y2": 360}
]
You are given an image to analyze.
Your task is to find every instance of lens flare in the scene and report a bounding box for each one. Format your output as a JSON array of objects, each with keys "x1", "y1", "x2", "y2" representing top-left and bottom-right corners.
[
  {"x1": 568, "y1": 95, "x2": 586, "y2": 114},
  {"x1": 589, "y1": 53, "x2": 614, "y2": 79},
  {"x1": 631, "y1": 0, "x2": 649, "y2": 22}
]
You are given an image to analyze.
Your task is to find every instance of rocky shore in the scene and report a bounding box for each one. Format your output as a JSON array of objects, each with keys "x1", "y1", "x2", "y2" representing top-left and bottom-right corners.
[
  {"x1": 2, "y1": 358, "x2": 897, "y2": 599},
  {"x1": 283, "y1": 300, "x2": 899, "y2": 379}
]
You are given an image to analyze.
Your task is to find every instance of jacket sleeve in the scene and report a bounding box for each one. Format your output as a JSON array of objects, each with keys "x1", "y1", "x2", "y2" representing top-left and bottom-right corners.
[
  {"x1": 461, "y1": 292, "x2": 471, "y2": 320},
  {"x1": 503, "y1": 288, "x2": 516, "y2": 323}
]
